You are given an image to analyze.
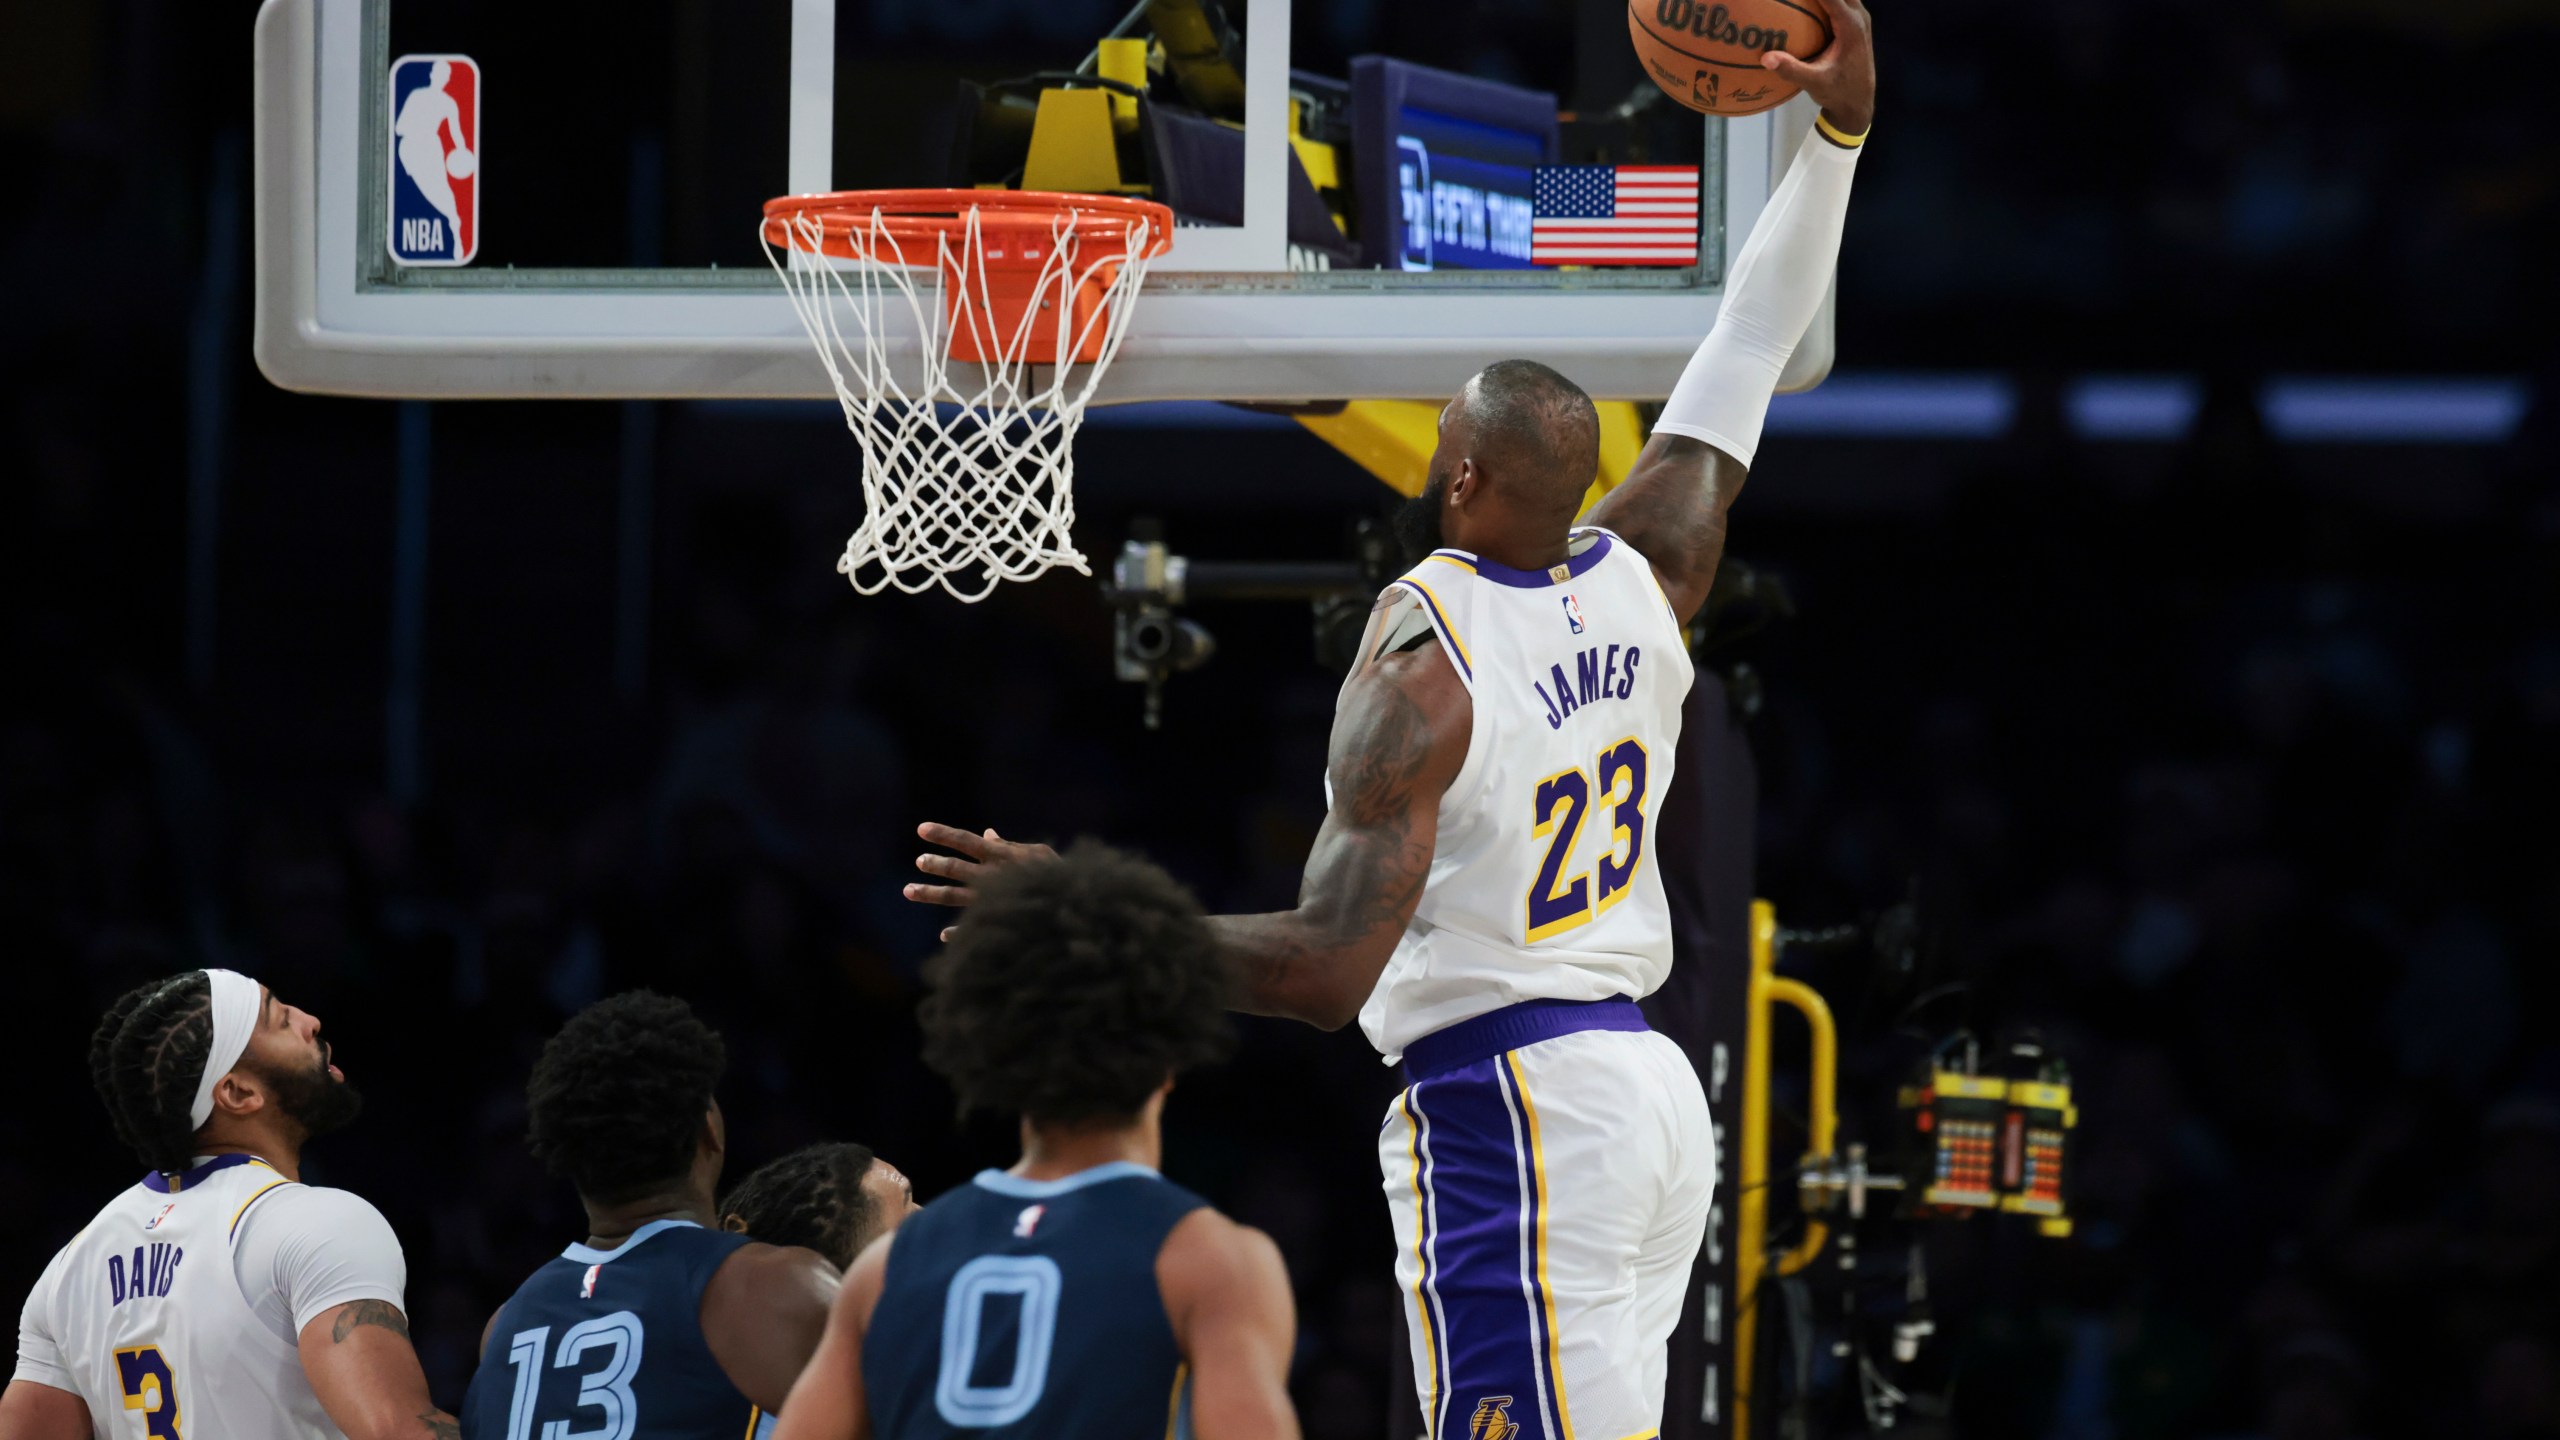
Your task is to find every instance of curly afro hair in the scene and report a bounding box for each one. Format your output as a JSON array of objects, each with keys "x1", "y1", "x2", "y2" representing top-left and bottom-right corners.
[
  {"x1": 527, "y1": 991, "x2": 726, "y2": 1203},
  {"x1": 720, "y1": 1142, "x2": 879, "y2": 1269},
  {"x1": 920, "y1": 841, "x2": 1232, "y2": 1127}
]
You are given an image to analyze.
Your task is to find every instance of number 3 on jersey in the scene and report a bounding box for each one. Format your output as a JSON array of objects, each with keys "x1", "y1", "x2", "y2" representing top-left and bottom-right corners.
[
  {"x1": 1525, "y1": 737, "x2": 1649, "y2": 942},
  {"x1": 114, "y1": 1346, "x2": 180, "y2": 1440}
]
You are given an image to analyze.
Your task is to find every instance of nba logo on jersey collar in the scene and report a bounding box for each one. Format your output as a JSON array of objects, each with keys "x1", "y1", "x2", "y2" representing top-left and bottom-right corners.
[
  {"x1": 578, "y1": 1263, "x2": 601, "y2": 1298},
  {"x1": 1013, "y1": 1204, "x2": 1046, "y2": 1238},
  {"x1": 388, "y1": 54, "x2": 479, "y2": 266},
  {"x1": 143, "y1": 1203, "x2": 174, "y2": 1231},
  {"x1": 1562, "y1": 594, "x2": 1587, "y2": 634}
]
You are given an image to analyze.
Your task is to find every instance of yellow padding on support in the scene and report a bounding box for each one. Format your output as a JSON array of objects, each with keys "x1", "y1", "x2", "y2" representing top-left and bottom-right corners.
[
  {"x1": 1023, "y1": 88, "x2": 1127, "y2": 196},
  {"x1": 1294, "y1": 401, "x2": 1442, "y2": 497},
  {"x1": 1576, "y1": 403, "x2": 1648, "y2": 517},
  {"x1": 1288, "y1": 99, "x2": 1343, "y2": 195},
  {"x1": 1298, "y1": 398, "x2": 1652, "y2": 503},
  {"x1": 1097, "y1": 39, "x2": 1148, "y2": 133}
]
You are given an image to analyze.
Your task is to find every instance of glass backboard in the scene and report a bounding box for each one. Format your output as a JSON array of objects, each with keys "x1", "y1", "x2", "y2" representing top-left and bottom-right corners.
[{"x1": 256, "y1": 0, "x2": 1834, "y2": 402}]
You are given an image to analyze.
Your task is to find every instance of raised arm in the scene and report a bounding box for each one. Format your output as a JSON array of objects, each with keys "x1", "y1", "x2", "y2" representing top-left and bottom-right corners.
[
  {"x1": 1157, "y1": 1211, "x2": 1301, "y2": 1440},
  {"x1": 1584, "y1": 0, "x2": 1875, "y2": 623}
]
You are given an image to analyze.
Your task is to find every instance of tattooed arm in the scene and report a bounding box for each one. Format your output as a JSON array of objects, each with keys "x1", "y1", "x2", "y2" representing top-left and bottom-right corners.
[
  {"x1": 299, "y1": 1300, "x2": 459, "y2": 1440},
  {"x1": 906, "y1": 622, "x2": 1472, "y2": 1033},
  {"x1": 1211, "y1": 640, "x2": 1470, "y2": 1030}
]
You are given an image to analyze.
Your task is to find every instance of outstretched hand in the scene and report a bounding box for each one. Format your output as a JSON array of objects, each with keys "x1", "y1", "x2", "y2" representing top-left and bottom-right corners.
[
  {"x1": 905, "y1": 822, "x2": 1059, "y2": 941},
  {"x1": 1761, "y1": 0, "x2": 1876, "y2": 137}
]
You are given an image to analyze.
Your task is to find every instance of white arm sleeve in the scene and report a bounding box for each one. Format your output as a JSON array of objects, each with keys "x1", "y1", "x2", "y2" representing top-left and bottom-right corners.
[
  {"x1": 12, "y1": 1247, "x2": 73, "y2": 1391},
  {"x1": 1652, "y1": 125, "x2": 1862, "y2": 469},
  {"x1": 232, "y1": 1185, "x2": 409, "y2": 1341}
]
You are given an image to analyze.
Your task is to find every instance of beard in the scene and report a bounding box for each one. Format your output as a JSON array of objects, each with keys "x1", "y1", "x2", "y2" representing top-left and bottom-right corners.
[
  {"x1": 1392, "y1": 471, "x2": 1448, "y2": 565},
  {"x1": 252, "y1": 1049, "x2": 364, "y2": 1141}
]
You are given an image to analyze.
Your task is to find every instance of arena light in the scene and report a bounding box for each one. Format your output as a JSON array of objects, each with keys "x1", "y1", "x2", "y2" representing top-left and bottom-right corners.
[
  {"x1": 686, "y1": 376, "x2": 2539, "y2": 446},
  {"x1": 1762, "y1": 373, "x2": 2016, "y2": 439},
  {"x1": 2260, "y1": 377, "x2": 2532, "y2": 445},
  {"x1": 2065, "y1": 376, "x2": 2203, "y2": 441}
]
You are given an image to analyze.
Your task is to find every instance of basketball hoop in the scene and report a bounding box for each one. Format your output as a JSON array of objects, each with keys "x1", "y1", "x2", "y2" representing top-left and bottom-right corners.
[{"x1": 760, "y1": 189, "x2": 1175, "y2": 602}]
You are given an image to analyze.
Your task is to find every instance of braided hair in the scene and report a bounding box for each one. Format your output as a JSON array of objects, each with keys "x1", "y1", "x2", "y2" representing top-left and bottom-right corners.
[
  {"x1": 87, "y1": 973, "x2": 217, "y2": 1175},
  {"x1": 719, "y1": 1142, "x2": 879, "y2": 1270}
]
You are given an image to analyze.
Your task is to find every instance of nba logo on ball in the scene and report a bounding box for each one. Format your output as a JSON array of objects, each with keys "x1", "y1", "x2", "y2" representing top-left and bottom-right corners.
[
  {"x1": 1563, "y1": 594, "x2": 1587, "y2": 634},
  {"x1": 388, "y1": 54, "x2": 479, "y2": 266}
]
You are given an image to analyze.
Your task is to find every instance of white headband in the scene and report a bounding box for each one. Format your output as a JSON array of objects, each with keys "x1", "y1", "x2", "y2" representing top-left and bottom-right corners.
[{"x1": 187, "y1": 969, "x2": 264, "y2": 1131}]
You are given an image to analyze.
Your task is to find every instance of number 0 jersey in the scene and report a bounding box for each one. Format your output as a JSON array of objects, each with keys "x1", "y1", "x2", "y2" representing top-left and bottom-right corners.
[
  {"x1": 1356, "y1": 526, "x2": 1694, "y2": 1059},
  {"x1": 11, "y1": 1152, "x2": 408, "y2": 1440},
  {"x1": 864, "y1": 1163, "x2": 1205, "y2": 1440},
  {"x1": 458, "y1": 1219, "x2": 765, "y2": 1440}
]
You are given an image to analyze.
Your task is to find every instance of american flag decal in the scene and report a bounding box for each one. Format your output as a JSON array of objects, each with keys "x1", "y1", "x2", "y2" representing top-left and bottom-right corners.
[{"x1": 1531, "y1": 166, "x2": 1700, "y2": 266}]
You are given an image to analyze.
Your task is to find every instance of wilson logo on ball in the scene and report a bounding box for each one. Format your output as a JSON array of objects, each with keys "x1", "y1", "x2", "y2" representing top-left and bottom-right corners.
[{"x1": 1656, "y1": 0, "x2": 1792, "y2": 52}]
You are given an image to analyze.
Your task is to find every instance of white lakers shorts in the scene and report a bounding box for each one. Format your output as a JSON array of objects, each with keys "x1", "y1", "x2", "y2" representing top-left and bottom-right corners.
[{"x1": 1378, "y1": 1000, "x2": 1715, "y2": 1440}]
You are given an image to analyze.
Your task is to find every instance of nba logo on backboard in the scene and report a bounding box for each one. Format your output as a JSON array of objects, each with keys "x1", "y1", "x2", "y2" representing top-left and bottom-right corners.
[
  {"x1": 1562, "y1": 594, "x2": 1586, "y2": 634},
  {"x1": 388, "y1": 54, "x2": 479, "y2": 266}
]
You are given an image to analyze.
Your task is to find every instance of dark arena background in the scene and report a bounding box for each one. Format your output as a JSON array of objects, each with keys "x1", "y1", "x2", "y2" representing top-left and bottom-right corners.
[{"x1": 7, "y1": 1, "x2": 2560, "y2": 1437}]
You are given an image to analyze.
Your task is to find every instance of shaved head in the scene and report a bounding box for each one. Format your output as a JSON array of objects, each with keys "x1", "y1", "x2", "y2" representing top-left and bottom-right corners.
[
  {"x1": 1397, "y1": 358, "x2": 1604, "y2": 563},
  {"x1": 1455, "y1": 359, "x2": 1600, "y2": 518}
]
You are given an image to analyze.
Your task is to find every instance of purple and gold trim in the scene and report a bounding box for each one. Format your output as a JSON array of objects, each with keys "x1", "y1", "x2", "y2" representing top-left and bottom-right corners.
[
  {"x1": 141, "y1": 1152, "x2": 264, "y2": 1194},
  {"x1": 1390, "y1": 578, "x2": 1475, "y2": 684},
  {"x1": 1429, "y1": 532, "x2": 1614, "y2": 590},
  {"x1": 1402, "y1": 997, "x2": 1647, "y2": 1084}
]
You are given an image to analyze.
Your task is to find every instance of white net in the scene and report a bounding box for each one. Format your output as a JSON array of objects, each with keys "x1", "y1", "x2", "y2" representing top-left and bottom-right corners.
[{"x1": 761, "y1": 198, "x2": 1166, "y2": 603}]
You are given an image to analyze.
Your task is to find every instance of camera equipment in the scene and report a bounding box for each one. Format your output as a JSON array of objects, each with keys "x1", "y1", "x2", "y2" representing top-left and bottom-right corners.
[
  {"x1": 1100, "y1": 518, "x2": 1399, "y2": 727},
  {"x1": 1745, "y1": 903, "x2": 2079, "y2": 1437}
]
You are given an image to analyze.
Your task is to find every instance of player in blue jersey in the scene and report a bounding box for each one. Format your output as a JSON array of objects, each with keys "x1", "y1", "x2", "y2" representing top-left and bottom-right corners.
[
  {"x1": 721, "y1": 1142, "x2": 919, "y2": 1271},
  {"x1": 773, "y1": 844, "x2": 1298, "y2": 1440},
  {"x1": 459, "y1": 993, "x2": 844, "y2": 1439}
]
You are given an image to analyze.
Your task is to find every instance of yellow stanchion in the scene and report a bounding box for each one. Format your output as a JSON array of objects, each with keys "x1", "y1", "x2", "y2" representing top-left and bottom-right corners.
[{"x1": 1733, "y1": 901, "x2": 1842, "y2": 1437}]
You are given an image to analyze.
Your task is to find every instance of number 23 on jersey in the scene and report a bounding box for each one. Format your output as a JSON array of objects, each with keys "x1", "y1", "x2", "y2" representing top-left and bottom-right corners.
[{"x1": 1524, "y1": 736, "x2": 1649, "y2": 942}]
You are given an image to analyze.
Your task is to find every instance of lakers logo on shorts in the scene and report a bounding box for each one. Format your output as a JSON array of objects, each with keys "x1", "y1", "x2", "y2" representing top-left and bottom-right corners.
[{"x1": 1468, "y1": 1395, "x2": 1520, "y2": 1440}]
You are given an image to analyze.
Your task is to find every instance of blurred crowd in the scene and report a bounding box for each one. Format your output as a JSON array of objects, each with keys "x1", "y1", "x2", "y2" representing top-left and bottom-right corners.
[
  {"x1": 6, "y1": 0, "x2": 2558, "y2": 1437},
  {"x1": 1735, "y1": 381, "x2": 2560, "y2": 1438}
]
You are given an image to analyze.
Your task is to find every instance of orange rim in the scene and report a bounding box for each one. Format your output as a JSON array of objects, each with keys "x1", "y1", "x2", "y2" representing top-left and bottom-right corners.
[{"x1": 762, "y1": 189, "x2": 1176, "y2": 270}]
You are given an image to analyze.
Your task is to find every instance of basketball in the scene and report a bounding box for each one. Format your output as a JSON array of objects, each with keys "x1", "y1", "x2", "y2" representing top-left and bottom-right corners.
[
  {"x1": 1628, "y1": 0, "x2": 1832, "y2": 117},
  {"x1": 446, "y1": 146, "x2": 476, "y2": 180}
]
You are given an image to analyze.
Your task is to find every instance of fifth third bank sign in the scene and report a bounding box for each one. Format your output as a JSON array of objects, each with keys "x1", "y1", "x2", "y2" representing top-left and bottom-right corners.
[{"x1": 388, "y1": 54, "x2": 479, "y2": 266}]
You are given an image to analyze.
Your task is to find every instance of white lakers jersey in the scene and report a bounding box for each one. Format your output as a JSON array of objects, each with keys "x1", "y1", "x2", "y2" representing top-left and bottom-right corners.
[
  {"x1": 1355, "y1": 526, "x2": 1694, "y2": 1058},
  {"x1": 14, "y1": 1153, "x2": 405, "y2": 1440}
]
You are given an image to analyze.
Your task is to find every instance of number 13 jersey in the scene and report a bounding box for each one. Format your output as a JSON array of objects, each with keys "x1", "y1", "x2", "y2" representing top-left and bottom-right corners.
[{"x1": 1355, "y1": 527, "x2": 1694, "y2": 1060}]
